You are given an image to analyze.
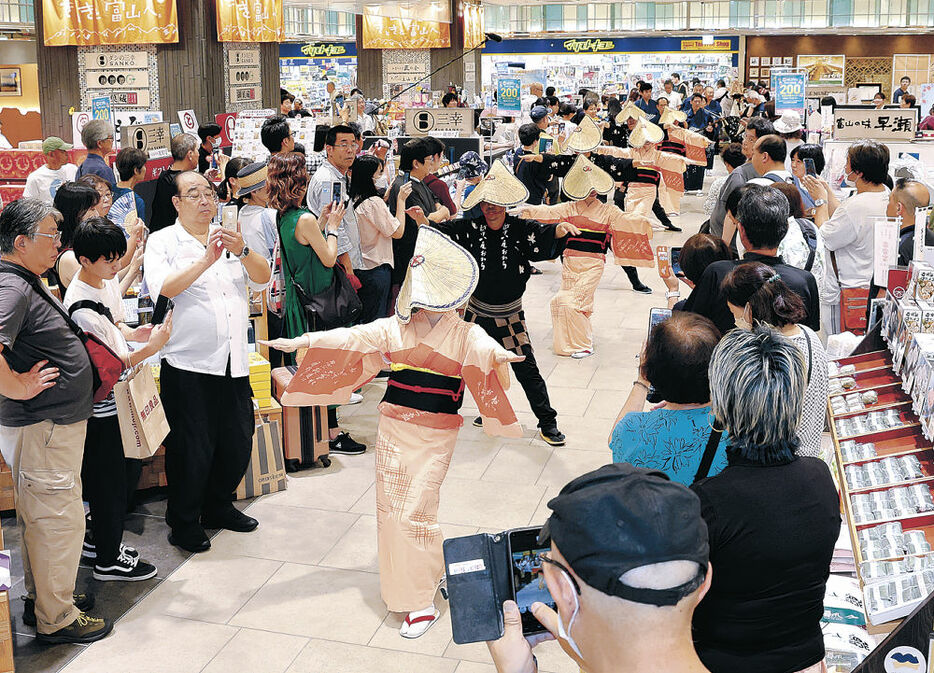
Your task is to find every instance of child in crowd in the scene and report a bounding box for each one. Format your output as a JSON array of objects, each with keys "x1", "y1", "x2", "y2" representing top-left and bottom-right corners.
[{"x1": 63, "y1": 217, "x2": 171, "y2": 582}]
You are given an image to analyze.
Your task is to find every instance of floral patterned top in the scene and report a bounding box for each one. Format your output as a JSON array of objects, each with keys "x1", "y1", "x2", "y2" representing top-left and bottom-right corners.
[{"x1": 610, "y1": 405, "x2": 729, "y2": 486}]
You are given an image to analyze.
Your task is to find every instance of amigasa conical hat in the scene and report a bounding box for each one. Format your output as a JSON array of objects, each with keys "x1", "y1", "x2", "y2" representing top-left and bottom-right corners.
[
  {"x1": 562, "y1": 154, "x2": 615, "y2": 201},
  {"x1": 461, "y1": 160, "x2": 528, "y2": 210},
  {"x1": 658, "y1": 107, "x2": 687, "y2": 127},
  {"x1": 628, "y1": 118, "x2": 665, "y2": 148},
  {"x1": 566, "y1": 114, "x2": 602, "y2": 153},
  {"x1": 616, "y1": 101, "x2": 646, "y2": 125},
  {"x1": 395, "y1": 226, "x2": 479, "y2": 324}
]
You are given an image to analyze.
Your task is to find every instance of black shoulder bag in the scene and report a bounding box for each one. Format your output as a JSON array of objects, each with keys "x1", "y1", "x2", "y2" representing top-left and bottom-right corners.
[{"x1": 277, "y1": 214, "x2": 362, "y2": 332}]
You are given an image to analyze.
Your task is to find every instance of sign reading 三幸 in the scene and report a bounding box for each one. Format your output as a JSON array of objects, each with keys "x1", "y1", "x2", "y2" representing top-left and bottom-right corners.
[
  {"x1": 124, "y1": 122, "x2": 172, "y2": 159},
  {"x1": 405, "y1": 109, "x2": 475, "y2": 138}
]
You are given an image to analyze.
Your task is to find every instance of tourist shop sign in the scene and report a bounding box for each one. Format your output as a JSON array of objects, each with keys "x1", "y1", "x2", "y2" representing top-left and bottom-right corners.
[{"x1": 563, "y1": 38, "x2": 615, "y2": 54}]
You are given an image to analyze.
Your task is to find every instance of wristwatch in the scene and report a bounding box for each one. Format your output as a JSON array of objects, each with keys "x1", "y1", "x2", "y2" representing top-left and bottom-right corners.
[
  {"x1": 237, "y1": 245, "x2": 251, "y2": 260},
  {"x1": 665, "y1": 291, "x2": 681, "y2": 299},
  {"x1": 813, "y1": 198, "x2": 827, "y2": 208}
]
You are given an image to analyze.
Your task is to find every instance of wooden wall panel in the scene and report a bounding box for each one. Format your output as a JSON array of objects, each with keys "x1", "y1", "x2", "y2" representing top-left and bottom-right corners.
[
  {"x1": 430, "y1": 2, "x2": 465, "y2": 92},
  {"x1": 157, "y1": 1, "x2": 225, "y2": 125},
  {"x1": 260, "y1": 42, "x2": 280, "y2": 110},
  {"x1": 355, "y1": 14, "x2": 383, "y2": 99},
  {"x1": 746, "y1": 34, "x2": 934, "y2": 59},
  {"x1": 33, "y1": 0, "x2": 80, "y2": 139}
]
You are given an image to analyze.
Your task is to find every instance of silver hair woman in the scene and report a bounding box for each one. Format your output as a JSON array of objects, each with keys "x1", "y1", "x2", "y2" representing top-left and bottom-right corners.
[
  {"x1": 692, "y1": 323, "x2": 840, "y2": 673},
  {"x1": 708, "y1": 324, "x2": 805, "y2": 462}
]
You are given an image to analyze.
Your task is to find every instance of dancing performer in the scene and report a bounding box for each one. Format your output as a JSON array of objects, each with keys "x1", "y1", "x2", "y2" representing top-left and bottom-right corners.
[
  {"x1": 519, "y1": 152, "x2": 654, "y2": 358},
  {"x1": 416, "y1": 161, "x2": 578, "y2": 446},
  {"x1": 263, "y1": 227, "x2": 522, "y2": 639}
]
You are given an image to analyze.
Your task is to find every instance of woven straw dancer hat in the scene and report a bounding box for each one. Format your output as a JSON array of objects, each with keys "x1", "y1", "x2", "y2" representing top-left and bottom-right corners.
[
  {"x1": 658, "y1": 107, "x2": 687, "y2": 127},
  {"x1": 562, "y1": 154, "x2": 615, "y2": 201},
  {"x1": 461, "y1": 160, "x2": 529, "y2": 210},
  {"x1": 628, "y1": 118, "x2": 665, "y2": 148},
  {"x1": 395, "y1": 226, "x2": 479, "y2": 324},
  {"x1": 616, "y1": 102, "x2": 647, "y2": 125},
  {"x1": 566, "y1": 115, "x2": 603, "y2": 153}
]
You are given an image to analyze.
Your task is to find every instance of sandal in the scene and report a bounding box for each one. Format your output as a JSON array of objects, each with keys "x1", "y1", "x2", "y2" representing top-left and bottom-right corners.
[{"x1": 399, "y1": 608, "x2": 441, "y2": 639}]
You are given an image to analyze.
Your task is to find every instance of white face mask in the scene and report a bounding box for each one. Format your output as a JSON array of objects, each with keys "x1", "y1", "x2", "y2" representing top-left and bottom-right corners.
[
  {"x1": 212, "y1": 138, "x2": 221, "y2": 149},
  {"x1": 843, "y1": 169, "x2": 857, "y2": 187},
  {"x1": 556, "y1": 572, "x2": 584, "y2": 659}
]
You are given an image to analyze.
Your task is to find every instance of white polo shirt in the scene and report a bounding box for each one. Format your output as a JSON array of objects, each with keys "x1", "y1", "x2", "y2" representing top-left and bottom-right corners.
[{"x1": 143, "y1": 221, "x2": 268, "y2": 378}]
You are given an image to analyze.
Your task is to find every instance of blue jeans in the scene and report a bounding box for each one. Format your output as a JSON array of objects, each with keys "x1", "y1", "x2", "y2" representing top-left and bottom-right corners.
[{"x1": 356, "y1": 264, "x2": 392, "y2": 324}]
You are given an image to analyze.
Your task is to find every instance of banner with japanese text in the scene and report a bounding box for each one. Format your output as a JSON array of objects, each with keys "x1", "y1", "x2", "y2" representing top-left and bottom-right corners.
[
  {"x1": 463, "y1": 4, "x2": 484, "y2": 51},
  {"x1": 362, "y1": 15, "x2": 451, "y2": 49},
  {"x1": 43, "y1": 0, "x2": 178, "y2": 46},
  {"x1": 216, "y1": 0, "x2": 284, "y2": 42}
]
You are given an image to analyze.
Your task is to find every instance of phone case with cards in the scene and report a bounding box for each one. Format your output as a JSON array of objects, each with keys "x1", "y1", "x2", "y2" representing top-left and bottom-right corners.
[{"x1": 443, "y1": 533, "x2": 512, "y2": 644}]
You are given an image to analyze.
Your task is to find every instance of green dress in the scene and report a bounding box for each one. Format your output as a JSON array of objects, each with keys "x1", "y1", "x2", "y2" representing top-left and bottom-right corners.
[{"x1": 279, "y1": 207, "x2": 334, "y2": 342}]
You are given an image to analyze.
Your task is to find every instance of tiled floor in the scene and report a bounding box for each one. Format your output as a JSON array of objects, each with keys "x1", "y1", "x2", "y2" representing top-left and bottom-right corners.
[{"x1": 15, "y1": 179, "x2": 717, "y2": 672}]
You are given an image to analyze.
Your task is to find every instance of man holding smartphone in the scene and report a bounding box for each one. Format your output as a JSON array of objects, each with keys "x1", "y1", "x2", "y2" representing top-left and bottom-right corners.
[
  {"x1": 144, "y1": 172, "x2": 271, "y2": 553},
  {"x1": 486, "y1": 464, "x2": 712, "y2": 673}
]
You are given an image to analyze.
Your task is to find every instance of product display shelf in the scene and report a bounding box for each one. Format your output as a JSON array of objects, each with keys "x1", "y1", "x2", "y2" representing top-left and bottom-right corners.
[{"x1": 831, "y1": 350, "x2": 934, "y2": 629}]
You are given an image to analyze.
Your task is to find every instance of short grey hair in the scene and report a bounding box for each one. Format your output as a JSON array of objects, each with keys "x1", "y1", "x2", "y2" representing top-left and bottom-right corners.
[
  {"x1": 0, "y1": 198, "x2": 59, "y2": 254},
  {"x1": 81, "y1": 119, "x2": 114, "y2": 150},
  {"x1": 170, "y1": 132, "x2": 198, "y2": 161},
  {"x1": 708, "y1": 325, "x2": 804, "y2": 463}
]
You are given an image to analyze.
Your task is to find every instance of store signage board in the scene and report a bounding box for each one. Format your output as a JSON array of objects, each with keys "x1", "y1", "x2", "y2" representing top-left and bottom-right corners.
[
  {"x1": 231, "y1": 87, "x2": 261, "y2": 103},
  {"x1": 405, "y1": 108, "x2": 474, "y2": 137},
  {"x1": 124, "y1": 122, "x2": 172, "y2": 159},
  {"x1": 278, "y1": 42, "x2": 358, "y2": 59},
  {"x1": 229, "y1": 49, "x2": 260, "y2": 66},
  {"x1": 480, "y1": 35, "x2": 740, "y2": 55},
  {"x1": 72, "y1": 111, "x2": 91, "y2": 149},
  {"x1": 110, "y1": 91, "x2": 150, "y2": 108},
  {"x1": 497, "y1": 78, "x2": 522, "y2": 114},
  {"x1": 87, "y1": 70, "x2": 150, "y2": 89},
  {"x1": 91, "y1": 95, "x2": 112, "y2": 121},
  {"x1": 833, "y1": 107, "x2": 918, "y2": 141},
  {"x1": 215, "y1": 113, "x2": 237, "y2": 147},
  {"x1": 772, "y1": 70, "x2": 807, "y2": 115},
  {"x1": 113, "y1": 110, "x2": 162, "y2": 147},
  {"x1": 387, "y1": 63, "x2": 428, "y2": 75},
  {"x1": 230, "y1": 66, "x2": 261, "y2": 86},
  {"x1": 85, "y1": 51, "x2": 149, "y2": 70},
  {"x1": 177, "y1": 109, "x2": 198, "y2": 135}
]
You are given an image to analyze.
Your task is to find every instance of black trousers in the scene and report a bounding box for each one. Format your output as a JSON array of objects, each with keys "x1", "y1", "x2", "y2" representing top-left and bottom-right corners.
[
  {"x1": 685, "y1": 164, "x2": 706, "y2": 191},
  {"x1": 470, "y1": 314, "x2": 558, "y2": 430},
  {"x1": 266, "y1": 311, "x2": 283, "y2": 369},
  {"x1": 82, "y1": 415, "x2": 142, "y2": 566},
  {"x1": 356, "y1": 264, "x2": 392, "y2": 325},
  {"x1": 160, "y1": 360, "x2": 254, "y2": 535}
]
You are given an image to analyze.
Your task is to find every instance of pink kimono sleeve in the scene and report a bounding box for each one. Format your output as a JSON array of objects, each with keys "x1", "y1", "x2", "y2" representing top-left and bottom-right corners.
[
  {"x1": 596, "y1": 146, "x2": 633, "y2": 159},
  {"x1": 460, "y1": 324, "x2": 523, "y2": 439},
  {"x1": 522, "y1": 202, "x2": 574, "y2": 224},
  {"x1": 281, "y1": 319, "x2": 391, "y2": 406}
]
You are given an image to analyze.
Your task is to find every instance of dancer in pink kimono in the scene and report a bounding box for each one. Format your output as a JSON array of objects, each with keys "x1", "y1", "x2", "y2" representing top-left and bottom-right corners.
[{"x1": 263, "y1": 226, "x2": 522, "y2": 639}]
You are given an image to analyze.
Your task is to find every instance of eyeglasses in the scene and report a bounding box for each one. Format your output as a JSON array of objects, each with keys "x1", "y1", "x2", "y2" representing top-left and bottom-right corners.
[
  {"x1": 178, "y1": 191, "x2": 219, "y2": 203},
  {"x1": 540, "y1": 553, "x2": 581, "y2": 595},
  {"x1": 32, "y1": 231, "x2": 62, "y2": 243},
  {"x1": 332, "y1": 141, "x2": 357, "y2": 149}
]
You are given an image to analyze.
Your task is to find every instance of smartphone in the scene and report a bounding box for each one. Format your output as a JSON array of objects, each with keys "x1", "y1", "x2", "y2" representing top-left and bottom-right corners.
[
  {"x1": 330, "y1": 180, "x2": 343, "y2": 206},
  {"x1": 803, "y1": 158, "x2": 817, "y2": 177},
  {"x1": 648, "y1": 307, "x2": 673, "y2": 340},
  {"x1": 671, "y1": 246, "x2": 684, "y2": 277},
  {"x1": 151, "y1": 295, "x2": 174, "y2": 325},
  {"x1": 656, "y1": 245, "x2": 670, "y2": 276},
  {"x1": 538, "y1": 137, "x2": 554, "y2": 154},
  {"x1": 558, "y1": 122, "x2": 566, "y2": 134},
  {"x1": 507, "y1": 526, "x2": 555, "y2": 636},
  {"x1": 221, "y1": 204, "x2": 238, "y2": 231}
]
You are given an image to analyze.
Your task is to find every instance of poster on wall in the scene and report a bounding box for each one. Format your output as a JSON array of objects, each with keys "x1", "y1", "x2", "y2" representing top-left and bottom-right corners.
[
  {"x1": 496, "y1": 77, "x2": 522, "y2": 114},
  {"x1": 361, "y1": 15, "x2": 451, "y2": 49},
  {"x1": 42, "y1": 0, "x2": 178, "y2": 47},
  {"x1": 772, "y1": 70, "x2": 807, "y2": 115},
  {"x1": 797, "y1": 55, "x2": 846, "y2": 87},
  {"x1": 216, "y1": 0, "x2": 283, "y2": 42},
  {"x1": 0, "y1": 68, "x2": 20, "y2": 96}
]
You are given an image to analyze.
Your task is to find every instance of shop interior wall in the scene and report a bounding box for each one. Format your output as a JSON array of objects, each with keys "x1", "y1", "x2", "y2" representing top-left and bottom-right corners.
[
  {"x1": 355, "y1": 14, "x2": 383, "y2": 98},
  {"x1": 32, "y1": 0, "x2": 79, "y2": 140},
  {"x1": 430, "y1": 0, "x2": 468, "y2": 92},
  {"x1": 0, "y1": 37, "x2": 41, "y2": 144}
]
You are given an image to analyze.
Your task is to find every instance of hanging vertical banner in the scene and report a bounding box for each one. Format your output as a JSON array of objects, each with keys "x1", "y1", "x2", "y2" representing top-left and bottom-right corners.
[
  {"x1": 216, "y1": 0, "x2": 284, "y2": 42},
  {"x1": 42, "y1": 0, "x2": 179, "y2": 47},
  {"x1": 772, "y1": 70, "x2": 807, "y2": 115},
  {"x1": 463, "y1": 4, "x2": 485, "y2": 51},
  {"x1": 361, "y1": 15, "x2": 451, "y2": 49}
]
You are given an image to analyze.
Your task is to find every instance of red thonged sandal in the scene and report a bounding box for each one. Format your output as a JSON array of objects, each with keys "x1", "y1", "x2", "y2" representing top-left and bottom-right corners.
[{"x1": 399, "y1": 608, "x2": 441, "y2": 639}]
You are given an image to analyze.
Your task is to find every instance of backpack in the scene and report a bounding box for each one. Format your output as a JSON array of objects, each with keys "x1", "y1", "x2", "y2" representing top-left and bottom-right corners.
[{"x1": 795, "y1": 217, "x2": 819, "y2": 273}]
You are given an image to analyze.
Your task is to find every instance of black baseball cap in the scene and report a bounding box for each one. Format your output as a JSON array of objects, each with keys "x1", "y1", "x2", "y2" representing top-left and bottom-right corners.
[{"x1": 538, "y1": 463, "x2": 709, "y2": 607}]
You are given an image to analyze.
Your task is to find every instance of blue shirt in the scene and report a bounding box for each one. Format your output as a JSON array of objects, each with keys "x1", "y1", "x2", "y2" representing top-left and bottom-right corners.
[
  {"x1": 112, "y1": 186, "x2": 146, "y2": 225},
  {"x1": 793, "y1": 176, "x2": 816, "y2": 212},
  {"x1": 893, "y1": 87, "x2": 908, "y2": 104},
  {"x1": 686, "y1": 107, "x2": 711, "y2": 131},
  {"x1": 75, "y1": 152, "x2": 115, "y2": 188},
  {"x1": 610, "y1": 406, "x2": 729, "y2": 486},
  {"x1": 634, "y1": 97, "x2": 660, "y2": 122},
  {"x1": 705, "y1": 100, "x2": 722, "y2": 117}
]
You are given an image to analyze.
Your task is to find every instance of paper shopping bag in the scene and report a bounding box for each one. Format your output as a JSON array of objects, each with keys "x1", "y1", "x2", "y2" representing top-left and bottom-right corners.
[
  {"x1": 235, "y1": 420, "x2": 288, "y2": 500},
  {"x1": 114, "y1": 365, "x2": 170, "y2": 459}
]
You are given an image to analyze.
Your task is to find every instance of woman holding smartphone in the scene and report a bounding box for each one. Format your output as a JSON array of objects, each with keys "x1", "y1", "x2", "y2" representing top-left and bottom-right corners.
[
  {"x1": 789, "y1": 144, "x2": 825, "y2": 215},
  {"x1": 267, "y1": 152, "x2": 366, "y2": 455}
]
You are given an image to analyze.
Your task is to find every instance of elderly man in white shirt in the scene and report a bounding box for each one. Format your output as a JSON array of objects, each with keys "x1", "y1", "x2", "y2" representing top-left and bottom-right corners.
[{"x1": 144, "y1": 171, "x2": 271, "y2": 554}]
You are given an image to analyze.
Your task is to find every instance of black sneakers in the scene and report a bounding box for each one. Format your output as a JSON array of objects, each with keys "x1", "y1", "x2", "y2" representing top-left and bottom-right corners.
[
  {"x1": 36, "y1": 612, "x2": 113, "y2": 644},
  {"x1": 82, "y1": 526, "x2": 139, "y2": 562},
  {"x1": 329, "y1": 432, "x2": 366, "y2": 455},
  {"x1": 540, "y1": 427, "x2": 567, "y2": 447},
  {"x1": 631, "y1": 283, "x2": 653, "y2": 294},
  {"x1": 93, "y1": 550, "x2": 157, "y2": 582},
  {"x1": 23, "y1": 593, "x2": 94, "y2": 628}
]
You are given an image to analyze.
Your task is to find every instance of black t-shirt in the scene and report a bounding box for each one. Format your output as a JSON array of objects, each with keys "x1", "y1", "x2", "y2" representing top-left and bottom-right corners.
[
  {"x1": 898, "y1": 224, "x2": 934, "y2": 266},
  {"x1": 692, "y1": 454, "x2": 840, "y2": 673},
  {"x1": 387, "y1": 176, "x2": 440, "y2": 286},
  {"x1": 681, "y1": 253, "x2": 821, "y2": 334},
  {"x1": 198, "y1": 145, "x2": 211, "y2": 174},
  {"x1": 514, "y1": 149, "x2": 550, "y2": 206},
  {"x1": 148, "y1": 169, "x2": 181, "y2": 232}
]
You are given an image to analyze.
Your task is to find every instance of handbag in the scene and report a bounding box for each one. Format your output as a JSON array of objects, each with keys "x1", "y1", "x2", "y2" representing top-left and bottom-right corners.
[
  {"x1": 277, "y1": 215, "x2": 362, "y2": 331},
  {"x1": 829, "y1": 251, "x2": 871, "y2": 334},
  {"x1": 113, "y1": 365, "x2": 169, "y2": 459},
  {"x1": 0, "y1": 265, "x2": 125, "y2": 402}
]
